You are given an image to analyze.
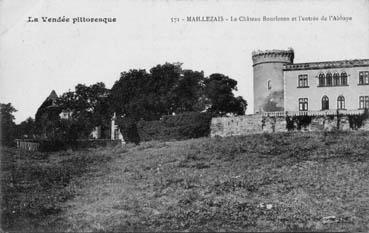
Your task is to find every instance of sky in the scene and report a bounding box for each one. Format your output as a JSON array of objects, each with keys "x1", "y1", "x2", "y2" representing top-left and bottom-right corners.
[{"x1": 1, "y1": 0, "x2": 368, "y2": 123}]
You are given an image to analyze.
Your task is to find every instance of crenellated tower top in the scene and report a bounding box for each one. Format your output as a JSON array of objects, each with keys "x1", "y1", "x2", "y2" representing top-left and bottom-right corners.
[{"x1": 252, "y1": 48, "x2": 294, "y2": 66}]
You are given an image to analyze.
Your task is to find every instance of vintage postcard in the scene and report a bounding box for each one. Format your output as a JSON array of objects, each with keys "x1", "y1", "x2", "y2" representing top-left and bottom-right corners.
[{"x1": 1, "y1": 0, "x2": 369, "y2": 232}]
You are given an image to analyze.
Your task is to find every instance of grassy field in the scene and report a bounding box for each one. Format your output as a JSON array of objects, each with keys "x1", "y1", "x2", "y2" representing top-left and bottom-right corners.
[{"x1": 2, "y1": 131, "x2": 369, "y2": 231}]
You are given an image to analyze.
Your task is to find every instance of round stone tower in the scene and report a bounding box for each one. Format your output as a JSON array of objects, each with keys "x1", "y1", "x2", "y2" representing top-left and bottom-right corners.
[{"x1": 252, "y1": 49, "x2": 294, "y2": 113}]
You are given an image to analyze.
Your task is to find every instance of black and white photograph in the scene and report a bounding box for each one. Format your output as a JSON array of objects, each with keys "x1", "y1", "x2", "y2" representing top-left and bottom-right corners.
[{"x1": 1, "y1": 0, "x2": 369, "y2": 231}]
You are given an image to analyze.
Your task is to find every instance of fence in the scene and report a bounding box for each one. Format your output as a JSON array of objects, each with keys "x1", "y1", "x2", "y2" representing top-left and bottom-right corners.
[
  {"x1": 15, "y1": 139, "x2": 40, "y2": 152},
  {"x1": 263, "y1": 109, "x2": 365, "y2": 117}
]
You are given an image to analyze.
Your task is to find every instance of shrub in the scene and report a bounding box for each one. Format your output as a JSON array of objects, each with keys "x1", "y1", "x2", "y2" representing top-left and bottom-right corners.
[
  {"x1": 286, "y1": 116, "x2": 312, "y2": 130},
  {"x1": 38, "y1": 139, "x2": 70, "y2": 152},
  {"x1": 286, "y1": 116, "x2": 295, "y2": 131},
  {"x1": 348, "y1": 108, "x2": 369, "y2": 129},
  {"x1": 116, "y1": 117, "x2": 140, "y2": 144},
  {"x1": 137, "y1": 112, "x2": 212, "y2": 141}
]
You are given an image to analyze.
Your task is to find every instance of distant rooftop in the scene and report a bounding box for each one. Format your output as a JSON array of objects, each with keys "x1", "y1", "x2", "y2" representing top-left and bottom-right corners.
[
  {"x1": 284, "y1": 59, "x2": 369, "y2": 71},
  {"x1": 47, "y1": 90, "x2": 58, "y2": 100}
]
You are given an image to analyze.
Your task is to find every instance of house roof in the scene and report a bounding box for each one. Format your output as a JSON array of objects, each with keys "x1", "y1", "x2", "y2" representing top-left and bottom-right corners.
[{"x1": 47, "y1": 90, "x2": 58, "y2": 100}]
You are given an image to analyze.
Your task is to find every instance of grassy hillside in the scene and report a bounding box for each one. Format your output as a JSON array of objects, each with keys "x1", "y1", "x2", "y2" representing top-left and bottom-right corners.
[
  {"x1": 2, "y1": 131, "x2": 369, "y2": 232},
  {"x1": 1, "y1": 147, "x2": 113, "y2": 232}
]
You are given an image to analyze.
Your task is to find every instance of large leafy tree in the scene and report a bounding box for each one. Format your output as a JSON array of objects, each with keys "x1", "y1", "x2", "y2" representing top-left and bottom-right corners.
[
  {"x1": 110, "y1": 63, "x2": 247, "y2": 121},
  {"x1": 1, "y1": 103, "x2": 17, "y2": 146},
  {"x1": 57, "y1": 82, "x2": 111, "y2": 139},
  {"x1": 110, "y1": 63, "x2": 187, "y2": 121},
  {"x1": 171, "y1": 70, "x2": 206, "y2": 113},
  {"x1": 110, "y1": 69, "x2": 151, "y2": 120},
  {"x1": 204, "y1": 73, "x2": 247, "y2": 116}
]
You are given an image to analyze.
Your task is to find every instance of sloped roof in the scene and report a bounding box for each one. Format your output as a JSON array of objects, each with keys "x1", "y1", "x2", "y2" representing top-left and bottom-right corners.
[{"x1": 47, "y1": 90, "x2": 58, "y2": 100}]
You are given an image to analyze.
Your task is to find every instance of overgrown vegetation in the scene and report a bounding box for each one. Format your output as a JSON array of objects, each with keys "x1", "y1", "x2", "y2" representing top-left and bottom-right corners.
[
  {"x1": 348, "y1": 108, "x2": 369, "y2": 129},
  {"x1": 116, "y1": 112, "x2": 212, "y2": 143},
  {"x1": 4, "y1": 131, "x2": 367, "y2": 232},
  {"x1": 1, "y1": 146, "x2": 114, "y2": 232},
  {"x1": 287, "y1": 115, "x2": 313, "y2": 130},
  {"x1": 138, "y1": 112, "x2": 212, "y2": 142}
]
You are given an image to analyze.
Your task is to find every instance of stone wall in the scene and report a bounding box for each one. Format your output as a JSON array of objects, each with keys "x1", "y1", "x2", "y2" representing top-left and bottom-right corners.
[
  {"x1": 262, "y1": 116, "x2": 288, "y2": 133},
  {"x1": 210, "y1": 113, "x2": 369, "y2": 137},
  {"x1": 210, "y1": 114, "x2": 263, "y2": 137}
]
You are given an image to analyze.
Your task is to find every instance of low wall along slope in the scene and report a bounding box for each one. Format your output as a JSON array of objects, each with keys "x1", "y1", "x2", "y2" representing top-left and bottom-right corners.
[{"x1": 210, "y1": 111, "x2": 369, "y2": 137}]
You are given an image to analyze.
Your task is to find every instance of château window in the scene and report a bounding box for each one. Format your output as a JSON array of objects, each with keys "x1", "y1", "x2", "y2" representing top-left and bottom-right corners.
[
  {"x1": 326, "y1": 73, "x2": 332, "y2": 86},
  {"x1": 299, "y1": 98, "x2": 308, "y2": 111},
  {"x1": 341, "y1": 72, "x2": 348, "y2": 85},
  {"x1": 359, "y1": 71, "x2": 369, "y2": 85},
  {"x1": 318, "y1": 72, "x2": 349, "y2": 87},
  {"x1": 333, "y1": 73, "x2": 340, "y2": 86},
  {"x1": 318, "y1": 73, "x2": 325, "y2": 86},
  {"x1": 359, "y1": 96, "x2": 369, "y2": 109},
  {"x1": 298, "y1": 74, "x2": 308, "y2": 87},
  {"x1": 337, "y1": 96, "x2": 345, "y2": 110},
  {"x1": 267, "y1": 80, "x2": 272, "y2": 90},
  {"x1": 322, "y1": 95, "x2": 329, "y2": 110}
]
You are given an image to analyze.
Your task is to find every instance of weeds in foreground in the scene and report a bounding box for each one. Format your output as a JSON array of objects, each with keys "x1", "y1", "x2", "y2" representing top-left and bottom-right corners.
[
  {"x1": 2, "y1": 131, "x2": 369, "y2": 232},
  {"x1": 1, "y1": 147, "x2": 114, "y2": 231}
]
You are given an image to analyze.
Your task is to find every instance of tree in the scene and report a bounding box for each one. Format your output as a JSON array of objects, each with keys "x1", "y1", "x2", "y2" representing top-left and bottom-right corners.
[
  {"x1": 1, "y1": 103, "x2": 17, "y2": 146},
  {"x1": 110, "y1": 63, "x2": 248, "y2": 122},
  {"x1": 110, "y1": 69, "x2": 151, "y2": 120},
  {"x1": 16, "y1": 117, "x2": 36, "y2": 139},
  {"x1": 57, "y1": 82, "x2": 111, "y2": 139},
  {"x1": 204, "y1": 73, "x2": 247, "y2": 116},
  {"x1": 148, "y1": 63, "x2": 182, "y2": 116},
  {"x1": 171, "y1": 70, "x2": 205, "y2": 113},
  {"x1": 110, "y1": 64, "x2": 187, "y2": 121}
]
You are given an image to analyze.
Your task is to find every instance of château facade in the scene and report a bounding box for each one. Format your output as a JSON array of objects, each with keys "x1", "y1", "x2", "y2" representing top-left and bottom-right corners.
[
  {"x1": 284, "y1": 60, "x2": 369, "y2": 112},
  {"x1": 252, "y1": 49, "x2": 369, "y2": 113}
]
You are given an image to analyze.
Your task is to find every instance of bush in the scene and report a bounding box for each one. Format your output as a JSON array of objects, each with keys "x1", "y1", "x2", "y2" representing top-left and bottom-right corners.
[
  {"x1": 348, "y1": 108, "x2": 369, "y2": 129},
  {"x1": 286, "y1": 116, "x2": 295, "y2": 131},
  {"x1": 137, "y1": 112, "x2": 212, "y2": 141},
  {"x1": 286, "y1": 115, "x2": 312, "y2": 131},
  {"x1": 116, "y1": 117, "x2": 140, "y2": 144},
  {"x1": 38, "y1": 139, "x2": 70, "y2": 152}
]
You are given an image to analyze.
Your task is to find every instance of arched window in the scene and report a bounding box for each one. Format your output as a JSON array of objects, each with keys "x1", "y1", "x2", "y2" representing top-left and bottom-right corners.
[
  {"x1": 322, "y1": 95, "x2": 329, "y2": 110},
  {"x1": 326, "y1": 73, "x2": 332, "y2": 86},
  {"x1": 337, "y1": 95, "x2": 345, "y2": 109},
  {"x1": 333, "y1": 73, "x2": 340, "y2": 86},
  {"x1": 341, "y1": 72, "x2": 348, "y2": 85},
  {"x1": 318, "y1": 73, "x2": 325, "y2": 86}
]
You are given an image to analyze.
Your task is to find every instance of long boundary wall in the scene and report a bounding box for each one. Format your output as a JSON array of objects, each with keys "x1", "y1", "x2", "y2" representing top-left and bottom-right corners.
[{"x1": 210, "y1": 112, "x2": 369, "y2": 137}]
